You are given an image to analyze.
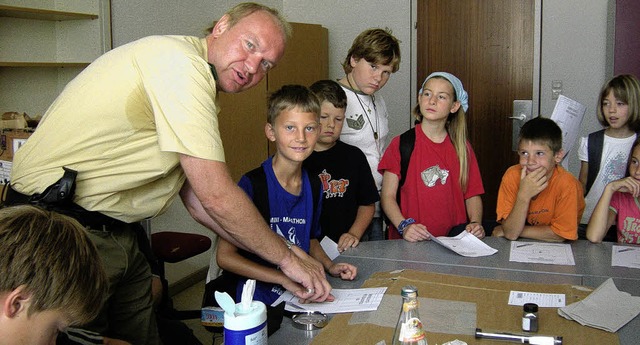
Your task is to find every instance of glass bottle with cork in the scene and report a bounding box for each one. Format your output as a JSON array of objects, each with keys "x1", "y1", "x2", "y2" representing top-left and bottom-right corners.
[{"x1": 392, "y1": 285, "x2": 428, "y2": 345}]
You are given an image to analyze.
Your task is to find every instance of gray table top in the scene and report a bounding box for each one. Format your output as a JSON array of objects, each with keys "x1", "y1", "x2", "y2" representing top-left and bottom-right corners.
[{"x1": 269, "y1": 238, "x2": 640, "y2": 344}]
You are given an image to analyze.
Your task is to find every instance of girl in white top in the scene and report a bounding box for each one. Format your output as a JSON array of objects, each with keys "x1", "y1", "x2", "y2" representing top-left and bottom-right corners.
[
  {"x1": 337, "y1": 28, "x2": 401, "y2": 240},
  {"x1": 578, "y1": 74, "x2": 640, "y2": 229}
]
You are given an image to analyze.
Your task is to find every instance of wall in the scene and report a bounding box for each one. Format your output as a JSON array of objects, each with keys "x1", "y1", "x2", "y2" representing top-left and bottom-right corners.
[
  {"x1": 282, "y1": 0, "x2": 414, "y2": 137},
  {"x1": 614, "y1": 0, "x2": 640, "y2": 77},
  {"x1": 539, "y1": 0, "x2": 612, "y2": 174},
  {"x1": 110, "y1": 0, "x2": 613, "y2": 284}
]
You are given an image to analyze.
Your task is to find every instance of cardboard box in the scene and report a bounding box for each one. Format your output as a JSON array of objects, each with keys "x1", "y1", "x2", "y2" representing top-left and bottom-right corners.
[
  {"x1": 311, "y1": 270, "x2": 618, "y2": 345},
  {"x1": 0, "y1": 129, "x2": 33, "y2": 162},
  {"x1": 1, "y1": 112, "x2": 28, "y2": 129}
]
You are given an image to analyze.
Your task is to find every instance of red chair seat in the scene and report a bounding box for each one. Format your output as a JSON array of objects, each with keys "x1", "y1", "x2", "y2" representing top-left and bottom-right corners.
[{"x1": 151, "y1": 231, "x2": 211, "y2": 263}]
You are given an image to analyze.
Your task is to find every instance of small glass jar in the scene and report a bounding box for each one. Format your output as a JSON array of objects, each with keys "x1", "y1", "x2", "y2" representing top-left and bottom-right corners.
[{"x1": 522, "y1": 303, "x2": 538, "y2": 332}]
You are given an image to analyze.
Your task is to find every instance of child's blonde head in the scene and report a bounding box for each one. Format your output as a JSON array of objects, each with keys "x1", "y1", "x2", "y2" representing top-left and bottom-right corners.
[
  {"x1": 597, "y1": 74, "x2": 640, "y2": 131},
  {"x1": 413, "y1": 72, "x2": 471, "y2": 191},
  {"x1": 0, "y1": 205, "x2": 107, "y2": 325},
  {"x1": 267, "y1": 85, "x2": 320, "y2": 124}
]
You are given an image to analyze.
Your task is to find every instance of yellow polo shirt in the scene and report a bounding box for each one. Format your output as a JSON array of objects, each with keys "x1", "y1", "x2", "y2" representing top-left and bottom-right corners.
[{"x1": 11, "y1": 36, "x2": 225, "y2": 222}]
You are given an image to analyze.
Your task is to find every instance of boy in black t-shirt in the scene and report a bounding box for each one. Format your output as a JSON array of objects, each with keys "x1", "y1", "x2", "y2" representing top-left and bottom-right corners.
[{"x1": 304, "y1": 80, "x2": 380, "y2": 252}]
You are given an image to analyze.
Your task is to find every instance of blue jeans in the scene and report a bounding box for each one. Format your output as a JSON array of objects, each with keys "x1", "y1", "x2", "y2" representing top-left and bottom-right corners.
[{"x1": 361, "y1": 217, "x2": 384, "y2": 241}]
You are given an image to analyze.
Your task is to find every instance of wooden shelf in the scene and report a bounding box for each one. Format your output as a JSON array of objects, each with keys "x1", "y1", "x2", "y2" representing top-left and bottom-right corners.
[
  {"x1": 0, "y1": 62, "x2": 90, "y2": 68},
  {"x1": 0, "y1": 5, "x2": 98, "y2": 21}
]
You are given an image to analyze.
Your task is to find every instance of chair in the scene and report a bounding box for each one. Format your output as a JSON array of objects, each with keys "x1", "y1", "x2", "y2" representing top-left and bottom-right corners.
[{"x1": 151, "y1": 231, "x2": 212, "y2": 320}]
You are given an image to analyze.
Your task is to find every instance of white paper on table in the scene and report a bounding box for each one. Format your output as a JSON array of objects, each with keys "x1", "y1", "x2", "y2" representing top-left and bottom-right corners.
[
  {"x1": 509, "y1": 241, "x2": 575, "y2": 265},
  {"x1": 431, "y1": 231, "x2": 498, "y2": 257},
  {"x1": 508, "y1": 290, "x2": 566, "y2": 307},
  {"x1": 320, "y1": 236, "x2": 340, "y2": 260},
  {"x1": 612, "y1": 245, "x2": 640, "y2": 269},
  {"x1": 272, "y1": 287, "x2": 387, "y2": 314},
  {"x1": 549, "y1": 95, "x2": 586, "y2": 168}
]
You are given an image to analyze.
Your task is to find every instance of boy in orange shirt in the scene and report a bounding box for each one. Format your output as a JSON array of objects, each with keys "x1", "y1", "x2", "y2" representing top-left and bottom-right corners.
[{"x1": 493, "y1": 117, "x2": 585, "y2": 241}]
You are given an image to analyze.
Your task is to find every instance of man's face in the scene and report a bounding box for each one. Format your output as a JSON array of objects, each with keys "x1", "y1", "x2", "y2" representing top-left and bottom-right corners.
[{"x1": 208, "y1": 11, "x2": 286, "y2": 93}]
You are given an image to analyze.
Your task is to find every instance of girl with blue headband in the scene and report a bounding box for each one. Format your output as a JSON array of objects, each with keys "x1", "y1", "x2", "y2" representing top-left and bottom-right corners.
[{"x1": 379, "y1": 72, "x2": 486, "y2": 242}]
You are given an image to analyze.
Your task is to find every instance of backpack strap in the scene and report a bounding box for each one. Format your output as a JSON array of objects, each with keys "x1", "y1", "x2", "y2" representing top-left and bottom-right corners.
[
  {"x1": 244, "y1": 165, "x2": 322, "y2": 223},
  {"x1": 397, "y1": 127, "x2": 417, "y2": 206},
  {"x1": 585, "y1": 129, "x2": 605, "y2": 195},
  {"x1": 244, "y1": 166, "x2": 270, "y2": 223}
]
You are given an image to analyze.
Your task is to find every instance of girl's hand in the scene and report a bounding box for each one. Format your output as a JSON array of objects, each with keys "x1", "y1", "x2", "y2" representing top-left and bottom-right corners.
[
  {"x1": 609, "y1": 176, "x2": 640, "y2": 197},
  {"x1": 402, "y1": 223, "x2": 431, "y2": 242},
  {"x1": 465, "y1": 222, "x2": 485, "y2": 239},
  {"x1": 328, "y1": 263, "x2": 358, "y2": 280},
  {"x1": 337, "y1": 233, "x2": 360, "y2": 252}
]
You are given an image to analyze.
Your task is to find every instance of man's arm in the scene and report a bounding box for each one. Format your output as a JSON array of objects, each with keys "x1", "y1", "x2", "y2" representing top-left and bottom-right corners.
[{"x1": 178, "y1": 154, "x2": 331, "y2": 301}]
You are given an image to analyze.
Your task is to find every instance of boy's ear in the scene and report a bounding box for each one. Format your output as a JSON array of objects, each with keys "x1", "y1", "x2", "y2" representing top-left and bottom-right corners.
[
  {"x1": 554, "y1": 149, "x2": 565, "y2": 163},
  {"x1": 265, "y1": 123, "x2": 276, "y2": 142},
  {"x1": 2, "y1": 285, "x2": 31, "y2": 318},
  {"x1": 210, "y1": 14, "x2": 230, "y2": 38},
  {"x1": 350, "y1": 56, "x2": 359, "y2": 68}
]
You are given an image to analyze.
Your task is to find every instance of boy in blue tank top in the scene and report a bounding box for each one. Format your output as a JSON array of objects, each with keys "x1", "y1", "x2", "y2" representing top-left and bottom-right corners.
[{"x1": 216, "y1": 85, "x2": 357, "y2": 310}]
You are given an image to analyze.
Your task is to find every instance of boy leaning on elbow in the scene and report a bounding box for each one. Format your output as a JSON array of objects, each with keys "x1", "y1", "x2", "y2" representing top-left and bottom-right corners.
[{"x1": 493, "y1": 117, "x2": 585, "y2": 242}]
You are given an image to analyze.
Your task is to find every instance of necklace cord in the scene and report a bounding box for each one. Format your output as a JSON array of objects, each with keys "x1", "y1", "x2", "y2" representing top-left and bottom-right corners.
[{"x1": 346, "y1": 76, "x2": 379, "y2": 140}]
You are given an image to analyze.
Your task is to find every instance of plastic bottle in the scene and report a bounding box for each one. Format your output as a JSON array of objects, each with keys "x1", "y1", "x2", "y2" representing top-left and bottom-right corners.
[
  {"x1": 392, "y1": 285, "x2": 428, "y2": 345},
  {"x1": 522, "y1": 303, "x2": 539, "y2": 332}
]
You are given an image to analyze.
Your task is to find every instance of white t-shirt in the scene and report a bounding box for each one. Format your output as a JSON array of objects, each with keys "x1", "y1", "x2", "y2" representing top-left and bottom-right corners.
[
  {"x1": 339, "y1": 84, "x2": 389, "y2": 217},
  {"x1": 578, "y1": 132, "x2": 637, "y2": 224}
]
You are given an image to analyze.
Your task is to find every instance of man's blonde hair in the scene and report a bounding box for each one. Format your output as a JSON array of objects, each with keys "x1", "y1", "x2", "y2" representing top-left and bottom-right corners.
[
  {"x1": 0, "y1": 205, "x2": 107, "y2": 324},
  {"x1": 209, "y1": 2, "x2": 292, "y2": 40}
]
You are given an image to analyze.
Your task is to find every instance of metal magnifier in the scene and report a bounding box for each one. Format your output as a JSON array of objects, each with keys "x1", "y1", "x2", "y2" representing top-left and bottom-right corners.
[{"x1": 475, "y1": 328, "x2": 563, "y2": 345}]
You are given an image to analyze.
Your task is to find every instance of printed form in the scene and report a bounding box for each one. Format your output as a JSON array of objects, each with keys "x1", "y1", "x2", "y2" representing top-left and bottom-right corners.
[
  {"x1": 612, "y1": 245, "x2": 640, "y2": 269},
  {"x1": 431, "y1": 231, "x2": 498, "y2": 257},
  {"x1": 509, "y1": 241, "x2": 575, "y2": 265},
  {"x1": 273, "y1": 287, "x2": 388, "y2": 314}
]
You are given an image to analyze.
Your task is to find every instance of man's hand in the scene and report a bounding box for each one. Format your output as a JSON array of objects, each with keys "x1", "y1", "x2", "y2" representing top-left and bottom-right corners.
[
  {"x1": 518, "y1": 166, "x2": 549, "y2": 200},
  {"x1": 279, "y1": 245, "x2": 333, "y2": 302},
  {"x1": 402, "y1": 223, "x2": 431, "y2": 242}
]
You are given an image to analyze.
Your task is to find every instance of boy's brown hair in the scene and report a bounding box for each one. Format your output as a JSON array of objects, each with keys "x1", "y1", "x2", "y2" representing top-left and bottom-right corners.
[
  {"x1": 267, "y1": 84, "x2": 320, "y2": 124},
  {"x1": 309, "y1": 80, "x2": 347, "y2": 109},
  {"x1": 342, "y1": 28, "x2": 401, "y2": 74},
  {"x1": 0, "y1": 205, "x2": 107, "y2": 324},
  {"x1": 519, "y1": 117, "x2": 563, "y2": 153}
]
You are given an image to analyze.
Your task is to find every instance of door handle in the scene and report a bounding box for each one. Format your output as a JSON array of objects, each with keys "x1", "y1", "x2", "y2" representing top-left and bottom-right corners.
[
  {"x1": 508, "y1": 114, "x2": 527, "y2": 121},
  {"x1": 511, "y1": 100, "x2": 533, "y2": 151}
]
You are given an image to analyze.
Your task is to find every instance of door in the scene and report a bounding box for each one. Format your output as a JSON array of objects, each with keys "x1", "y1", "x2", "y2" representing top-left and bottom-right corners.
[{"x1": 417, "y1": 0, "x2": 535, "y2": 221}]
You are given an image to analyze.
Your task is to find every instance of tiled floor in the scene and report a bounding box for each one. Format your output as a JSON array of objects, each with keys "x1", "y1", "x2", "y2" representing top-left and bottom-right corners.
[{"x1": 172, "y1": 280, "x2": 220, "y2": 344}]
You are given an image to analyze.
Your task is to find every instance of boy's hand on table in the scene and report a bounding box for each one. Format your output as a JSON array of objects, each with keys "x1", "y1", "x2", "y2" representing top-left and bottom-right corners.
[
  {"x1": 328, "y1": 262, "x2": 357, "y2": 281},
  {"x1": 337, "y1": 233, "x2": 360, "y2": 252}
]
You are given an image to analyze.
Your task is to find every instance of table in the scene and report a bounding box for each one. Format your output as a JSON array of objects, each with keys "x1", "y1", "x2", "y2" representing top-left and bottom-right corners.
[{"x1": 269, "y1": 238, "x2": 640, "y2": 344}]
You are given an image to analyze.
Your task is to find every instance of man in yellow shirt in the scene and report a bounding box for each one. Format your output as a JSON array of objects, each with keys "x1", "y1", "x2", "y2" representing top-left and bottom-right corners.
[{"x1": 5, "y1": 3, "x2": 331, "y2": 344}]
